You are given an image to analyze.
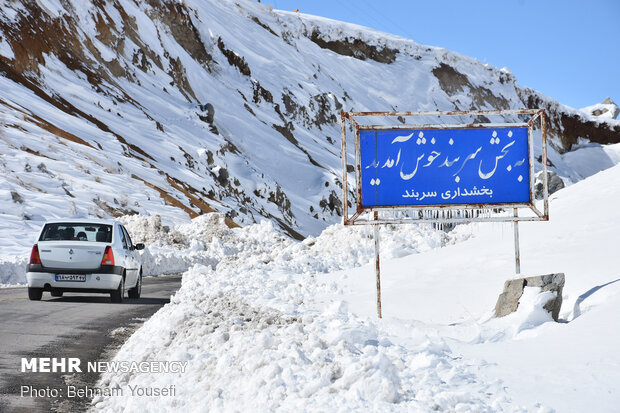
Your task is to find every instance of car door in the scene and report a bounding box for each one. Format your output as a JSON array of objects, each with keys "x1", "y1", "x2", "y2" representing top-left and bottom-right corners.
[
  {"x1": 120, "y1": 225, "x2": 139, "y2": 287},
  {"x1": 116, "y1": 224, "x2": 134, "y2": 287}
]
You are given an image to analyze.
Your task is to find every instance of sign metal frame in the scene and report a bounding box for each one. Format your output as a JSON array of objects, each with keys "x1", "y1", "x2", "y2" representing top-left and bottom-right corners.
[{"x1": 340, "y1": 109, "x2": 549, "y2": 225}]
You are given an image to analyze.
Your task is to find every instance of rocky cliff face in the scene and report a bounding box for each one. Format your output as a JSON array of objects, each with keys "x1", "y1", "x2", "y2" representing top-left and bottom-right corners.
[
  {"x1": 518, "y1": 90, "x2": 620, "y2": 152},
  {"x1": 0, "y1": 0, "x2": 618, "y2": 238}
]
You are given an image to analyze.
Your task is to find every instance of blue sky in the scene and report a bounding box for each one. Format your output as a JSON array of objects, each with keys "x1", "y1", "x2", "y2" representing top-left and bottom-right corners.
[{"x1": 270, "y1": 0, "x2": 619, "y2": 110}]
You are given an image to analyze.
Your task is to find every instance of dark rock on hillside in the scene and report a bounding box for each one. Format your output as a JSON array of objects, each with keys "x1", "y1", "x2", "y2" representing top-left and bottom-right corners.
[
  {"x1": 149, "y1": 0, "x2": 213, "y2": 67},
  {"x1": 217, "y1": 37, "x2": 251, "y2": 76},
  {"x1": 309, "y1": 30, "x2": 398, "y2": 63},
  {"x1": 534, "y1": 171, "x2": 565, "y2": 199},
  {"x1": 432, "y1": 63, "x2": 510, "y2": 109}
]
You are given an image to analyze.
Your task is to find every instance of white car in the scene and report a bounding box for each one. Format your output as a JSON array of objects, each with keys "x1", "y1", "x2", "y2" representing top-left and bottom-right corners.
[{"x1": 26, "y1": 219, "x2": 145, "y2": 302}]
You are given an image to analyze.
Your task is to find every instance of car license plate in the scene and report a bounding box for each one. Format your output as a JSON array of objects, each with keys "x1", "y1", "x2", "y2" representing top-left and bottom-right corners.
[{"x1": 55, "y1": 274, "x2": 86, "y2": 282}]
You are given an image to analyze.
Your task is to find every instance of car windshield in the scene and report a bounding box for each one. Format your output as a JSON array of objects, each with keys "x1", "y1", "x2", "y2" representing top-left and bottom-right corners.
[{"x1": 39, "y1": 223, "x2": 112, "y2": 243}]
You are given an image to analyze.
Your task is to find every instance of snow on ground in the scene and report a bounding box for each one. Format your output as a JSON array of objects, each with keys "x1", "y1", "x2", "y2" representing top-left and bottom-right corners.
[
  {"x1": 320, "y1": 163, "x2": 620, "y2": 412},
  {"x1": 93, "y1": 221, "x2": 512, "y2": 412},
  {"x1": 92, "y1": 163, "x2": 620, "y2": 411}
]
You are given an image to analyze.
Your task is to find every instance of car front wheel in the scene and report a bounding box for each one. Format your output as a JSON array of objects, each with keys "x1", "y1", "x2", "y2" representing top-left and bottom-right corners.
[
  {"x1": 28, "y1": 287, "x2": 43, "y2": 301},
  {"x1": 110, "y1": 275, "x2": 125, "y2": 303}
]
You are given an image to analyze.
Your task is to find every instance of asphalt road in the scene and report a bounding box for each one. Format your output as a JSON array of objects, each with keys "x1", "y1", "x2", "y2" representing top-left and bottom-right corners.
[{"x1": 0, "y1": 275, "x2": 182, "y2": 412}]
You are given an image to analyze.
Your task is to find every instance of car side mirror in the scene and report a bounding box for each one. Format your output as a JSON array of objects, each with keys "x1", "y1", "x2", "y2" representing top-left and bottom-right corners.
[{"x1": 135, "y1": 243, "x2": 145, "y2": 251}]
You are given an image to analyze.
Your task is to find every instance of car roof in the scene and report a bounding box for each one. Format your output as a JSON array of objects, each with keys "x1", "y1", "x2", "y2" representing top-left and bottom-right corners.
[{"x1": 43, "y1": 218, "x2": 119, "y2": 225}]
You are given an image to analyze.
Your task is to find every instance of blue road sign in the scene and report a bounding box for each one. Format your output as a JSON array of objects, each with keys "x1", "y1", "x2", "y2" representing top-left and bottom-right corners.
[{"x1": 359, "y1": 127, "x2": 530, "y2": 207}]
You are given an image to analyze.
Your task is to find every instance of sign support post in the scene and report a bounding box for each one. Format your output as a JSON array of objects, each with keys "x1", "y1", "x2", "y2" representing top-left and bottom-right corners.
[
  {"x1": 374, "y1": 211, "x2": 382, "y2": 318},
  {"x1": 513, "y1": 208, "x2": 521, "y2": 274}
]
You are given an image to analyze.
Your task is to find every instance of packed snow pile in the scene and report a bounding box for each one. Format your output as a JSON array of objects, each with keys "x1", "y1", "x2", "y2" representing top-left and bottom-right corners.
[
  {"x1": 120, "y1": 215, "x2": 189, "y2": 248},
  {"x1": 0, "y1": 208, "x2": 469, "y2": 285},
  {"x1": 93, "y1": 222, "x2": 517, "y2": 412},
  {"x1": 125, "y1": 211, "x2": 472, "y2": 278},
  {"x1": 93, "y1": 265, "x2": 518, "y2": 412},
  {"x1": 0, "y1": 256, "x2": 27, "y2": 287},
  {"x1": 94, "y1": 161, "x2": 620, "y2": 411}
]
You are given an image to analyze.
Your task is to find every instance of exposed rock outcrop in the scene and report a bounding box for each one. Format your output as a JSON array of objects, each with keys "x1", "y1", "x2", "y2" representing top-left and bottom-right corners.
[
  {"x1": 534, "y1": 171, "x2": 565, "y2": 199},
  {"x1": 495, "y1": 273, "x2": 565, "y2": 321},
  {"x1": 309, "y1": 30, "x2": 398, "y2": 63}
]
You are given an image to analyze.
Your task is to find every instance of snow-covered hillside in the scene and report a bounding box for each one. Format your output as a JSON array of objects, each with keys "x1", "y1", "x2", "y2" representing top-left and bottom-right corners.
[
  {"x1": 91, "y1": 158, "x2": 620, "y2": 412},
  {"x1": 1, "y1": 0, "x2": 619, "y2": 249}
]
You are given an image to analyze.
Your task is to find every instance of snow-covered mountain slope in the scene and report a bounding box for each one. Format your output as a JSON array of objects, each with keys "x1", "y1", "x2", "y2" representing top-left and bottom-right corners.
[
  {"x1": 1, "y1": 0, "x2": 619, "y2": 243},
  {"x1": 92, "y1": 156, "x2": 620, "y2": 412}
]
